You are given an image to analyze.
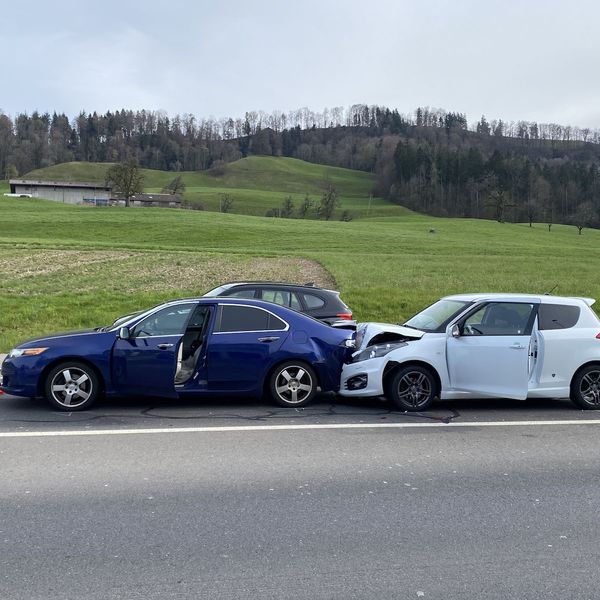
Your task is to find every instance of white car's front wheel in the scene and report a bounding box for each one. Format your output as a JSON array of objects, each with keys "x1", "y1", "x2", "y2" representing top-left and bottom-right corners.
[{"x1": 387, "y1": 365, "x2": 437, "y2": 412}]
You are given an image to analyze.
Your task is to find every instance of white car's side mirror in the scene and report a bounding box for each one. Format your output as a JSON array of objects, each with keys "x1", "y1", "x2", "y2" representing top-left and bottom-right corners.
[{"x1": 451, "y1": 324, "x2": 461, "y2": 338}]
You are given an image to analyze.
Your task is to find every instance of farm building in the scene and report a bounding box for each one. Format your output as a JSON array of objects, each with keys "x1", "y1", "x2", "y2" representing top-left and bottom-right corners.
[
  {"x1": 8, "y1": 179, "x2": 112, "y2": 205},
  {"x1": 129, "y1": 193, "x2": 182, "y2": 207}
]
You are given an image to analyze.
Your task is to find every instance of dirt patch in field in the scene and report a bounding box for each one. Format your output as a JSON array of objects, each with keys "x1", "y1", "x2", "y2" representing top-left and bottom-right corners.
[
  {"x1": 0, "y1": 250, "x2": 135, "y2": 280},
  {"x1": 0, "y1": 250, "x2": 336, "y2": 295}
]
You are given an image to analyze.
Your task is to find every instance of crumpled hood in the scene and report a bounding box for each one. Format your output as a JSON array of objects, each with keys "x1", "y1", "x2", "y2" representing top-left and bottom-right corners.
[{"x1": 355, "y1": 322, "x2": 424, "y2": 350}]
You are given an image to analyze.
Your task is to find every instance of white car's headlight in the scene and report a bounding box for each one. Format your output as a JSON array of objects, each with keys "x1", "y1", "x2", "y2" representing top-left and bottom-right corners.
[
  {"x1": 352, "y1": 342, "x2": 406, "y2": 363},
  {"x1": 8, "y1": 347, "x2": 48, "y2": 358}
]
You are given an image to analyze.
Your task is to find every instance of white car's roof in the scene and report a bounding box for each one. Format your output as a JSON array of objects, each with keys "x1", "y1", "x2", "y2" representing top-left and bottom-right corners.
[{"x1": 443, "y1": 293, "x2": 595, "y2": 306}]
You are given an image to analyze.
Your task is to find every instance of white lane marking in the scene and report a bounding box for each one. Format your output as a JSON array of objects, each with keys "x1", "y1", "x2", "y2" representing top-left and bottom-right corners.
[{"x1": 1, "y1": 419, "x2": 600, "y2": 438}]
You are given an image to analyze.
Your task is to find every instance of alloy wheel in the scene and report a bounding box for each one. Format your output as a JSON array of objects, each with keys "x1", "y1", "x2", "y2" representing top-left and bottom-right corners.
[
  {"x1": 274, "y1": 366, "x2": 314, "y2": 405},
  {"x1": 396, "y1": 371, "x2": 432, "y2": 409},
  {"x1": 49, "y1": 367, "x2": 94, "y2": 408},
  {"x1": 580, "y1": 370, "x2": 600, "y2": 406}
]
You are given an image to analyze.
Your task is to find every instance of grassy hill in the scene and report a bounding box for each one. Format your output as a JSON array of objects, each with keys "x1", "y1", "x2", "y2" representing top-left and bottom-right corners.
[
  {"x1": 1, "y1": 194, "x2": 599, "y2": 351},
  {"x1": 23, "y1": 156, "x2": 409, "y2": 219}
]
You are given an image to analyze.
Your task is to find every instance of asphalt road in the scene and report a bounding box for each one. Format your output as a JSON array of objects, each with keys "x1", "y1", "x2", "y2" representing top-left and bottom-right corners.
[{"x1": 1, "y1": 391, "x2": 600, "y2": 600}]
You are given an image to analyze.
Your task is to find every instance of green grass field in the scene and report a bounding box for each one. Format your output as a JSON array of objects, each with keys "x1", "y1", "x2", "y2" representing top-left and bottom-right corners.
[
  {"x1": 1, "y1": 194, "x2": 599, "y2": 351},
  {"x1": 23, "y1": 156, "x2": 409, "y2": 219}
]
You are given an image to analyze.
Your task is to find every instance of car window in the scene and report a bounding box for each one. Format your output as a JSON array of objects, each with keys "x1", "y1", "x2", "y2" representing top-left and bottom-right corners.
[
  {"x1": 133, "y1": 304, "x2": 194, "y2": 337},
  {"x1": 302, "y1": 293, "x2": 325, "y2": 310},
  {"x1": 463, "y1": 302, "x2": 535, "y2": 336},
  {"x1": 538, "y1": 304, "x2": 580, "y2": 330},
  {"x1": 203, "y1": 284, "x2": 236, "y2": 297},
  {"x1": 215, "y1": 305, "x2": 287, "y2": 332},
  {"x1": 262, "y1": 289, "x2": 302, "y2": 310},
  {"x1": 227, "y1": 289, "x2": 257, "y2": 299}
]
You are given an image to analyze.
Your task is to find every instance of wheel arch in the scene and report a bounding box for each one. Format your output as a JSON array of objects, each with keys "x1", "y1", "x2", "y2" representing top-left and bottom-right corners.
[
  {"x1": 37, "y1": 356, "x2": 106, "y2": 397},
  {"x1": 383, "y1": 360, "x2": 442, "y2": 397}
]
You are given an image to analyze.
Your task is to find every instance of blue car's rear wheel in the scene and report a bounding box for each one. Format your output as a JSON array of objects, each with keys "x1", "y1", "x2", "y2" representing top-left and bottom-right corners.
[
  {"x1": 44, "y1": 362, "x2": 99, "y2": 411},
  {"x1": 269, "y1": 362, "x2": 317, "y2": 408}
]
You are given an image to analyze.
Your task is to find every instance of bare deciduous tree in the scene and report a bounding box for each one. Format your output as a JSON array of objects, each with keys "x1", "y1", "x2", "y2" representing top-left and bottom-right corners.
[
  {"x1": 297, "y1": 194, "x2": 313, "y2": 218},
  {"x1": 280, "y1": 195, "x2": 294, "y2": 218},
  {"x1": 570, "y1": 201, "x2": 596, "y2": 234},
  {"x1": 219, "y1": 193, "x2": 234, "y2": 213},
  {"x1": 105, "y1": 159, "x2": 144, "y2": 207},
  {"x1": 162, "y1": 175, "x2": 186, "y2": 194},
  {"x1": 317, "y1": 184, "x2": 340, "y2": 220}
]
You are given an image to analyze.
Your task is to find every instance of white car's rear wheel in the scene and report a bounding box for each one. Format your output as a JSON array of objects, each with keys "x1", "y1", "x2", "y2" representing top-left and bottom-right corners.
[
  {"x1": 571, "y1": 365, "x2": 600, "y2": 410},
  {"x1": 387, "y1": 365, "x2": 437, "y2": 412}
]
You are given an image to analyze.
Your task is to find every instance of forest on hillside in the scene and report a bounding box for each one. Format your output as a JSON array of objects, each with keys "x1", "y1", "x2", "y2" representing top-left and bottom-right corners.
[{"x1": 1, "y1": 104, "x2": 600, "y2": 227}]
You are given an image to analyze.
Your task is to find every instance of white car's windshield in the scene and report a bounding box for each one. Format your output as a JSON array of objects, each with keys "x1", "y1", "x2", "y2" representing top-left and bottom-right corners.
[{"x1": 404, "y1": 299, "x2": 469, "y2": 332}]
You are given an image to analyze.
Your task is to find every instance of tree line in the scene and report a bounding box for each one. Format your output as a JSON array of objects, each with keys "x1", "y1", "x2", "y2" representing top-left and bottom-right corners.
[{"x1": 1, "y1": 104, "x2": 600, "y2": 227}]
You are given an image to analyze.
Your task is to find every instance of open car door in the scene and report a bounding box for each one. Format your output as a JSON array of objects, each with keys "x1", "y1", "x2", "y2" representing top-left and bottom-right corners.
[
  {"x1": 446, "y1": 300, "x2": 539, "y2": 400},
  {"x1": 112, "y1": 302, "x2": 198, "y2": 398}
]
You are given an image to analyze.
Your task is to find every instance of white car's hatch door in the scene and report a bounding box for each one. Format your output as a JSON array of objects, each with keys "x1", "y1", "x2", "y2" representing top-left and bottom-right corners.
[{"x1": 446, "y1": 300, "x2": 539, "y2": 400}]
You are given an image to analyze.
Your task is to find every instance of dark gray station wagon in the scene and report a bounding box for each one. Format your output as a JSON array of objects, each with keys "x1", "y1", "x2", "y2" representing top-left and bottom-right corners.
[{"x1": 204, "y1": 282, "x2": 353, "y2": 325}]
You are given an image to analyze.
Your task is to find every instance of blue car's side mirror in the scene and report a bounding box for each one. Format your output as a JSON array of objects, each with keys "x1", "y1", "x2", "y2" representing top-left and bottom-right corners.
[{"x1": 118, "y1": 326, "x2": 131, "y2": 340}]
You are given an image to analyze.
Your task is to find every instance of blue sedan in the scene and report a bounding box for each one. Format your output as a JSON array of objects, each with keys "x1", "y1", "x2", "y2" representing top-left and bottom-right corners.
[{"x1": 1, "y1": 298, "x2": 353, "y2": 411}]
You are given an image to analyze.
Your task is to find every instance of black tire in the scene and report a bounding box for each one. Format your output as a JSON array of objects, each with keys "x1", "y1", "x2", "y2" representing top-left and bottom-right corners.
[
  {"x1": 570, "y1": 364, "x2": 600, "y2": 410},
  {"x1": 44, "y1": 361, "x2": 100, "y2": 411},
  {"x1": 386, "y1": 365, "x2": 437, "y2": 412},
  {"x1": 268, "y1": 361, "x2": 318, "y2": 408}
]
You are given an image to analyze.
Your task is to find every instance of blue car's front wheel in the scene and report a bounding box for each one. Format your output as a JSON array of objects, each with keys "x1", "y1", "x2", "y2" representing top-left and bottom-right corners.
[
  {"x1": 44, "y1": 361, "x2": 100, "y2": 411},
  {"x1": 269, "y1": 362, "x2": 317, "y2": 408}
]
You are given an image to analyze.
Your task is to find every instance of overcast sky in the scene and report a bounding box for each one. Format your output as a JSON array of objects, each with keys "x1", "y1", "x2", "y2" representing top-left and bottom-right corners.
[{"x1": 3, "y1": 0, "x2": 599, "y2": 128}]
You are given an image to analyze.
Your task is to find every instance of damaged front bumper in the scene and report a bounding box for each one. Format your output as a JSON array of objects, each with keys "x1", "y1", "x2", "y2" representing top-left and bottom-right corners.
[{"x1": 339, "y1": 357, "x2": 386, "y2": 397}]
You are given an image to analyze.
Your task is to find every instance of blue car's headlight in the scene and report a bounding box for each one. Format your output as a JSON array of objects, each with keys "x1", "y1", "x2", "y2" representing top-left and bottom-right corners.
[
  {"x1": 8, "y1": 347, "x2": 48, "y2": 358},
  {"x1": 352, "y1": 342, "x2": 406, "y2": 363}
]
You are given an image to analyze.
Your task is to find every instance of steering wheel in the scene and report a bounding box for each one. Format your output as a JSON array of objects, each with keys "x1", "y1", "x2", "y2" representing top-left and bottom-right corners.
[{"x1": 134, "y1": 319, "x2": 157, "y2": 337}]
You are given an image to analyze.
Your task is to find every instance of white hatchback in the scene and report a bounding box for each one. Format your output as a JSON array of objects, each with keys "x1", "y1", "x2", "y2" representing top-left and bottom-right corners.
[{"x1": 340, "y1": 294, "x2": 600, "y2": 411}]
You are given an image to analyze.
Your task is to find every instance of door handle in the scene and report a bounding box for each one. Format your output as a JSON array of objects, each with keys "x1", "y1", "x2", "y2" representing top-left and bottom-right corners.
[
  {"x1": 157, "y1": 343, "x2": 174, "y2": 350},
  {"x1": 510, "y1": 344, "x2": 526, "y2": 350},
  {"x1": 258, "y1": 336, "x2": 280, "y2": 343}
]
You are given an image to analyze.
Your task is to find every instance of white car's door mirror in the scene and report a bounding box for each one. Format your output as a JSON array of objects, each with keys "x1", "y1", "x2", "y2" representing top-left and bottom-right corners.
[{"x1": 451, "y1": 324, "x2": 461, "y2": 338}]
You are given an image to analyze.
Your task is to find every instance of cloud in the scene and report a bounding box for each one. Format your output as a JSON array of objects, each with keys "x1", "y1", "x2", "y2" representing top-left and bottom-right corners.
[{"x1": 2, "y1": 0, "x2": 600, "y2": 128}]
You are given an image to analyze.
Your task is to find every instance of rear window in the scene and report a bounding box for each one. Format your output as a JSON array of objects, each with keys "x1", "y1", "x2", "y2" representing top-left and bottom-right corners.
[
  {"x1": 538, "y1": 304, "x2": 580, "y2": 330},
  {"x1": 226, "y1": 289, "x2": 257, "y2": 299},
  {"x1": 302, "y1": 293, "x2": 326, "y2": 310},
  {"x1": 216, "y1": 305, "x2": 287, "y2": 332}
]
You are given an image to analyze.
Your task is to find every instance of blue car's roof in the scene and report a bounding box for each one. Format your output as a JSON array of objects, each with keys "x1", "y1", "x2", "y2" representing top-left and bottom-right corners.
[{"x1": 112, "y1": 296, "x2": 329, "y2": 331}]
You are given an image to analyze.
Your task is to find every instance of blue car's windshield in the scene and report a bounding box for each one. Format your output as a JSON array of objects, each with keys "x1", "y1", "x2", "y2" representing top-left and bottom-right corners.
[{"x1": 404, "y1": 299, "x2": 470, "y2": 333}]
